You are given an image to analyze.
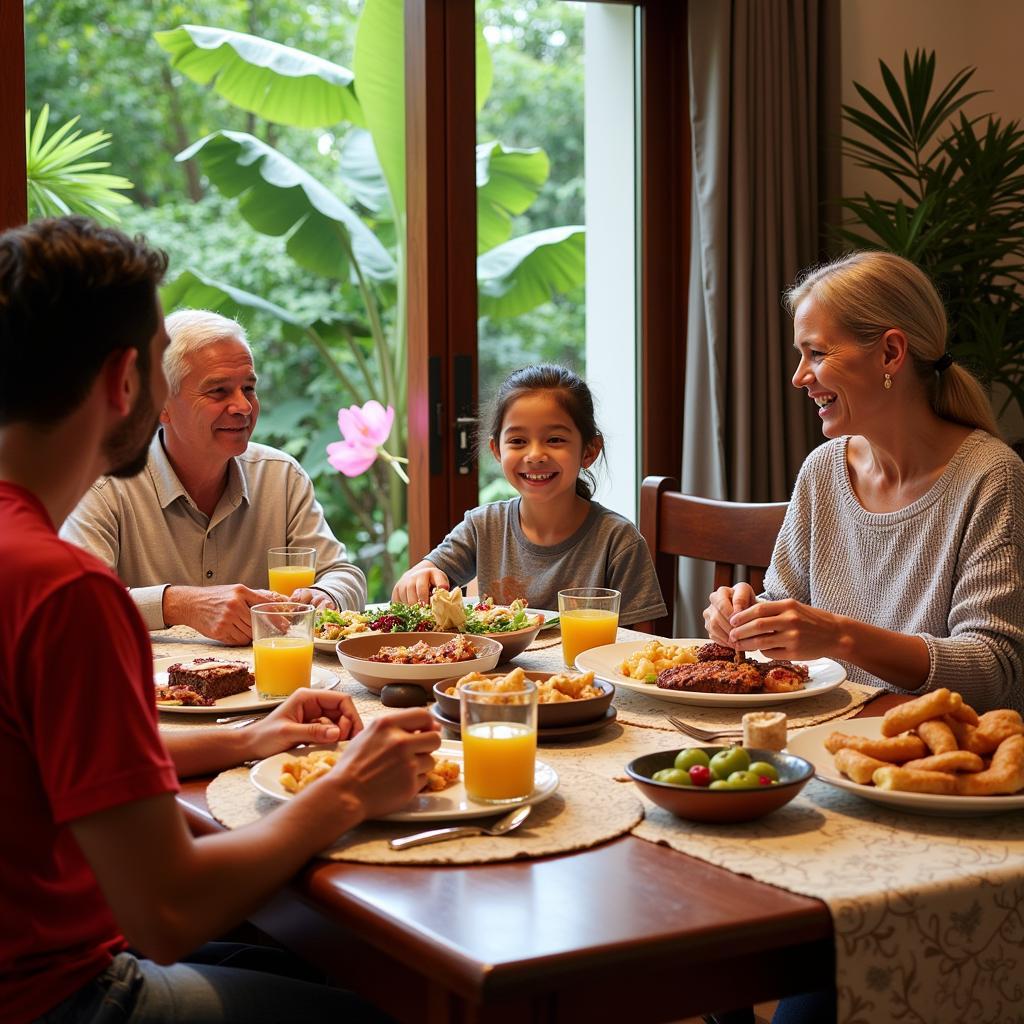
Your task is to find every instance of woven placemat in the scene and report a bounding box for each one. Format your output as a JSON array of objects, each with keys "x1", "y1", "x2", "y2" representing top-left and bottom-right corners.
[
  {"x1": 525, "y1": 632, "x2": 563, "y2": 652},
  {"x1": 613, "y1": 680, "x2": 880, "y2": 732},
  {"x1": 207, "y1": 763, "x2": 643, "y2": 865}
]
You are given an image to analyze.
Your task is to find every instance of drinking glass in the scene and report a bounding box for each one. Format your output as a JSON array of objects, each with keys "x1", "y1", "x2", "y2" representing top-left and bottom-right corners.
[
  {"x1": 558, "y1": 588, "x2": 621, "y2": 668},
  {"x1": 267, "y1": 546, "x2": 316, "y2": 595},
  {"x1": 251, "y1": 602, "x2": 314, "y2": 700},
  {"x1": 460, "y1": 678, "x2": 538, "y2": 803}
]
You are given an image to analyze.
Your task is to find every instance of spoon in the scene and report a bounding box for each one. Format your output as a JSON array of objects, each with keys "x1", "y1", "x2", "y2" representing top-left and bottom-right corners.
[{"x1": 389, "y1": 804, "x2": 532, "y2": 850}]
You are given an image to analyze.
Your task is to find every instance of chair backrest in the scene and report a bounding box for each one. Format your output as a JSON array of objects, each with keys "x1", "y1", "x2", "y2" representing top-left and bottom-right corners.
[{"x1": 636, "y1": 475, "x2": 788, "y2": 636}]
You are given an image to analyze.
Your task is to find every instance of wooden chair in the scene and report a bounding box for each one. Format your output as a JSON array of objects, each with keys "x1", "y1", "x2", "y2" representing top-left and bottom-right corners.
[{"x1": 636, "y1": 476, "x2": 789, "y2": 636}]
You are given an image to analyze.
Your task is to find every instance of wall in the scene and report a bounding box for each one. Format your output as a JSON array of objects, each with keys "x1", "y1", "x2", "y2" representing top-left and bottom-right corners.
[{"x1": 841, "y1": 1, "x2": 1024, "y2": 438}]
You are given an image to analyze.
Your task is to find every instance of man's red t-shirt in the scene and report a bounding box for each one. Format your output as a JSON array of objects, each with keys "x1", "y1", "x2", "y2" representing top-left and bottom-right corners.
[{"x1": 0, "y1": 483, "x2": 179, "y2": 1022}]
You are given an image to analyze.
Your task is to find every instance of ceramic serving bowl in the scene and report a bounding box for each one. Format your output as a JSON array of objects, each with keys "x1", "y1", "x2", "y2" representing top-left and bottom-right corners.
[
  {"x1": 476, "y1": 618, "x2": 546, "y2": 661},
  {"x1": 626, "y1": 747, "x2": 814, "y2": 823},
  {"x1": 336, "y1": 632, "x2": 502, "y2": 695},
  {"x1": 432, "y1": 671, "x2": 614, "y2": 726}
]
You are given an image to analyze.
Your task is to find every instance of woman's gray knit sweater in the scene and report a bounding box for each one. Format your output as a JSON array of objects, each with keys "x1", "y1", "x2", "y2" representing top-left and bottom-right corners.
[{"x1": 761, "y1": 430, "x2": 1024, "y2": 714}]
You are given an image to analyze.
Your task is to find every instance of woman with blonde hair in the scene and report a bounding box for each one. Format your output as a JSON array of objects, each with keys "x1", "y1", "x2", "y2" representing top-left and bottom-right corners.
[{"x1": 704, "y1": 250, "x2": 1024, "y2": 714}]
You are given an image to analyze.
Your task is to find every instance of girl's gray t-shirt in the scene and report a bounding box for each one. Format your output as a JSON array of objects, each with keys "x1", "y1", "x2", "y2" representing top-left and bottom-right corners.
[{"x1": 425, "y1": 498, "x2": 667, "y2": 626}]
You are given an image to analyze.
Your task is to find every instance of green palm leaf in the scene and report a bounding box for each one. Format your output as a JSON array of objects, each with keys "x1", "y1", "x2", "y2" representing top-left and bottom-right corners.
[
  {"x1": 155, "y1": 25, "x2": 362, "y2": 129},
  {"x1": 26, "y1": 106, "x2": 133, "y2": 223},
  {"x1": 177, "y1": 130, "x2": 395, "y2": 284}
]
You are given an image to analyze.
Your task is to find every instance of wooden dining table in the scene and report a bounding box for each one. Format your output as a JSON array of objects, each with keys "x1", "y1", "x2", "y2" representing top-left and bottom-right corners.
[{"x1": 174, "y1": 686, "x2": 902, "y2": 1023}]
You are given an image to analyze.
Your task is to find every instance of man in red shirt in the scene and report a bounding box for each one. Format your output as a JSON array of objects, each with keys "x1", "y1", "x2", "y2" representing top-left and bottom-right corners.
[{"x1": 0, "y1": 216, "x2": 439, "y2": 1023}]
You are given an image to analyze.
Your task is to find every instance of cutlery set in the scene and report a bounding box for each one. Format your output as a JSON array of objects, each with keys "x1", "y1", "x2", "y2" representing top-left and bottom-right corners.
[
  {"x1": 389, "y1": 804, "x2": 532, "y2": 850},
  {"x1": 664, "y1": 714, "x2": 743, "y2": 743}
]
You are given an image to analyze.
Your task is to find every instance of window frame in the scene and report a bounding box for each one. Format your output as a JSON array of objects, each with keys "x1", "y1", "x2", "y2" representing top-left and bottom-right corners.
[{"x1": 403, "y1": 0, "x2": 689, "y2": 559}]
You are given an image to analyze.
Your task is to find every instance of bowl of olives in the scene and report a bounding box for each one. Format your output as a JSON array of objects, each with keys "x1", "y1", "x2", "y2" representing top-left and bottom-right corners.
[{"x1": 626, "y1": 745, "x2": 814, "y2": 823}]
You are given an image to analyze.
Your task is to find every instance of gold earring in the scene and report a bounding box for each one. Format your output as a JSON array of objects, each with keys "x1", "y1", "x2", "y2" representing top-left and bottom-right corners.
[{"x1": 884, "y1": 373, "x2": 893, "y2": 390}]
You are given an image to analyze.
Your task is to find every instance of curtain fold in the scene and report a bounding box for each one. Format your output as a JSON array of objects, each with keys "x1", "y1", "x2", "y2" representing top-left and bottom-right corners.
[{"x1": 677, "y1": 0, "x2": 840, "y2": 634}]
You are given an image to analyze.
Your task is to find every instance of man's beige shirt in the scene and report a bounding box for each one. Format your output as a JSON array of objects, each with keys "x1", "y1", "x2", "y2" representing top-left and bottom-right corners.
[{"x1": 61, "y1": 431, "x2": 366, "y2": 629}]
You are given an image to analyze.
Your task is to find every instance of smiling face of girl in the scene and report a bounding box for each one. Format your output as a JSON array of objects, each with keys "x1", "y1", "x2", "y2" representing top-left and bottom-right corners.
[{"x1": 489, "y1": 391, "x2": 600, "y2": 507}]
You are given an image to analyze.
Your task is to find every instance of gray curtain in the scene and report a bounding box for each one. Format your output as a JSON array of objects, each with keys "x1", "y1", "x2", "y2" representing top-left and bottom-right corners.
[{"x1": 676, "y1": 0, "x2": 841, "y2": 634}]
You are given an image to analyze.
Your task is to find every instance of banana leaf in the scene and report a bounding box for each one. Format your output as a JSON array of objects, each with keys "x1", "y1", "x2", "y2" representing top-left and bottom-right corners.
[
  {"x1": 155, "y1": 25, "x2": 363, "y2": 129},
  {"x1": 177, "y1": 131, "x2": 395, "y2": 284}
]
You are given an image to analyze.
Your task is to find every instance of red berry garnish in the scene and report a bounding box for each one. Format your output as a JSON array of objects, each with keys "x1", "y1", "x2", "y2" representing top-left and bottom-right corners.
[
  {"x1": 759, "y1": 775, "x2": 773, "y2": 786},
  {"x1": 369, "y1": 614, "x2": 401, "y2": 632},
  {"x1": 475, "y1": 602, "x2": 491, "y2": 611},
  {"x1": 688, "y1": 765, "x2": 711, "y2": 787}
]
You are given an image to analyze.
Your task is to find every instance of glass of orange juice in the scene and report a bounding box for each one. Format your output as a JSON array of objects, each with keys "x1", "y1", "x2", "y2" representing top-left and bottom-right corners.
[
  {"x1": 251, "y1": 602, "x2": 315, "y2": 700},
  {"x1": 558, "y1": 587, "x2": 621, "y2": 668},
  {"x1": 268, "y1": 546, "x2": 317, "y2": 595},
  {"x1": 460, "y1": 678, "x2": 538, "y2": 804}
]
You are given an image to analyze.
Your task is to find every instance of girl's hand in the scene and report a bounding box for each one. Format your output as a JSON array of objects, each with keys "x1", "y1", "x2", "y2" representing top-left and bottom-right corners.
[
  {"x1": 703, "y1": 583, "x2": 757, "y2": 645},
  {"x1": 393, "y1": 562, "x2": 450, "y2": 604},
  {"x1": 241, "y1": 689, "x2": 363, "y2": 761},
  {"x1": 727, "y1": 598, "x2": 843, "y2": 661}
]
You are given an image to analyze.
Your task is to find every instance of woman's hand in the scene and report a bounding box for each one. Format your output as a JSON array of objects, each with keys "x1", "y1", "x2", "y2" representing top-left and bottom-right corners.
[
  {"x1": 393, "y1": 561, "x2": 450, "y2": 604},
  {"x1": 241, "y1": 689, "x2": 363, "y2": 762},
  {"x1": 726, "y1": 598, "x2": 846, "y2": 661},
  {"x1": 703, "y1": 583, "x2": 758, "y2": 645}
]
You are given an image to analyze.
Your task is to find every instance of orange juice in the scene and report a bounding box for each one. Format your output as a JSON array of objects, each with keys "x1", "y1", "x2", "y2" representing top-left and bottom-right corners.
[
  {"x1": 253, "y1": 636, "x2": 314, "y2": 698},
  {"x1": 268, "y1": 565, "x2": 316, "y2": 595},
  {"x1": 462, "y1": 722, "x2": 537, "y2": 801},
  {"x1": 560, "y1": 608, "x2": 619, "y2": 667}
]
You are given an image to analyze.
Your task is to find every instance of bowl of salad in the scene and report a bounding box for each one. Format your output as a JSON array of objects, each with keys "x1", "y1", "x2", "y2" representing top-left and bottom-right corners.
[
  {"x1": 360, "y1": 593, "x2": 549, "y2": 662},
  {"x1": 312, "y1": 609, "x2": 377, "y2": 652}
]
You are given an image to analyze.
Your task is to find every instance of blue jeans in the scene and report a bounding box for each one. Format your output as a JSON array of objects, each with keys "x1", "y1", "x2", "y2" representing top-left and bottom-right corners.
[{"x1": 35, "y1": 942, "x2": 393, "y2": 1023}]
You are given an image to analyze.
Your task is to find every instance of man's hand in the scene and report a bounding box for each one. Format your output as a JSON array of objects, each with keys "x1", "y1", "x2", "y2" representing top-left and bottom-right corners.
[
  {"x1": 163, "y1": 584, "x2": 286, "y2": 644},
  {"x1": 703, "y1": 582, "x2": 757, "y2": 646},
  {"x1": 325, "y1": 708, "x2": 441, "y2": 821},
  {"x1": 393, "y1": 561, "x2": 450, "y2": 604},
  {"x1": 290, "y1": 588, "x2": 334, "y2": 610},
  {"x1": 240, "y1": 688, "x2": 363, "y2": 761}
]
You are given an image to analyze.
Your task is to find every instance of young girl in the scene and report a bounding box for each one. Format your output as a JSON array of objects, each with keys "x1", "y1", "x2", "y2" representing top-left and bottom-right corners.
[{"x1": 393, "y1": 364, "x2": 667, "y2": 626}]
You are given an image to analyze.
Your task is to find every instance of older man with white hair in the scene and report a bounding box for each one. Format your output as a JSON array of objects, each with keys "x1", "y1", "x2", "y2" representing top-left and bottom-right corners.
[{"x1": 62, "y1": 309, "x2": 366, "y2": 644}]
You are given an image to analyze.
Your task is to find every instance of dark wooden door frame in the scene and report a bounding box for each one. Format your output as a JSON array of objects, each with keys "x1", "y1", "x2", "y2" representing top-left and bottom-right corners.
[
  {"x1": 1, "y1": 0, "x2": 27, "y2": 230},
  {"x1": 403, "y1": 0, "x2": 689, "y2": 561},
  {"x1": 405, "y1": 0, "x2": 481, "y2": 562}
]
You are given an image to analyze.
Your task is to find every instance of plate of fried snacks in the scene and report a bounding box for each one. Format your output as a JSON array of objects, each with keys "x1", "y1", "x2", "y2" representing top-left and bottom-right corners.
[
  {"x1": 249, "y1": 738, "x2": 559, "y2": 821},
  {"x1": 787, "y1": 688, "x2": 1024, "y2": 816},
  {"x1": 153, "y1": 656, "x2": 337, "y2": 714},
  {"x1": 577, "y1": 639, "x2": 846, "y2": 707},
  {"x1": 433, "y1": 667, "x2": 614, "y2": 727}
]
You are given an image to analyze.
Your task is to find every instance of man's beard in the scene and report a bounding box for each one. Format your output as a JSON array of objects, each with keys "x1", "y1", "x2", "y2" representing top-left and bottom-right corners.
[{"x1": 104, "y1": 387, "x2": 159, "y2": 479}]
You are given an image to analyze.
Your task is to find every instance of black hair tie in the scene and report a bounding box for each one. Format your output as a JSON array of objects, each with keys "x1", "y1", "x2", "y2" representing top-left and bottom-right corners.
[{"x1": 933, "y1": 353, "x2": 954, "y2": 373}]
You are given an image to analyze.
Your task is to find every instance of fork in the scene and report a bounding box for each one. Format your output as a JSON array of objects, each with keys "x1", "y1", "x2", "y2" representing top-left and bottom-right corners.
[{"x1": 665, "y1": 715, "x2": 743, "y2": 742}]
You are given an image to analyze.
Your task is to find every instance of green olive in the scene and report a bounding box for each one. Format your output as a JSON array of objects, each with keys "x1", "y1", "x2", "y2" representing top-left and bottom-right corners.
[
  {"x1": 652, "y1": 767, "x2": 692, "y2": 787},
  {"x1": 748, "y1": 761, "x2": 779, "y2": 782},
  {"x1": 726, "y1": 770, "x2": 763, "y2": 789},
  {"x1": 674, "y1": 748, "x2": 711, "y2": 771},
  {"x1": 709, "y1": 746, "x2": 751, "y2": 780}
]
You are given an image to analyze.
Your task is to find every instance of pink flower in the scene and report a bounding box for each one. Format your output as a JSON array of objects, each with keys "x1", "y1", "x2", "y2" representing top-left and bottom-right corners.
[
  {"x1": 326, "y1": 401, "x2": 408, "y2": 482},
  {"x1": 326, "y1": 438, "x2": 378, "y2": 477},
  {"x1": 337, "y1": 400, "x2": 394, "y2": 448}
]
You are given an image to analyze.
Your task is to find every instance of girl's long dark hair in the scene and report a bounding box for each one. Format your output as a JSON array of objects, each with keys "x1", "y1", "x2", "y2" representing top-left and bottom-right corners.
[{"x1": 485, "y1": 364, "x2": 604, "y2": 500}]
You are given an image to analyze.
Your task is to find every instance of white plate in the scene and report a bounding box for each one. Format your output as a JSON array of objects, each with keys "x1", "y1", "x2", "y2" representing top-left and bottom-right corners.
[
  {"x1": 788, "y1": 719, "x2": 1024, "y2": 817},
  {"x1": 153, "y1": 656, "x2": 337, "y2": 714},
  {"x1": 249, "y1": 738, "x2": 559, "y2": 821},
  {"x1": 575, "y1": 638, "x2": 846, "y2": 707},
  {"x1": 313, "y1": 632, "x2": 379, "y2": 654}
]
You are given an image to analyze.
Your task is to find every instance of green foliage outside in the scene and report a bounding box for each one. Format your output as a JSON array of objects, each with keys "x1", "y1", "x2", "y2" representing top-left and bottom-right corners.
[{"x1": 24, "y1": 0, "x2": 588, "y2": 596}]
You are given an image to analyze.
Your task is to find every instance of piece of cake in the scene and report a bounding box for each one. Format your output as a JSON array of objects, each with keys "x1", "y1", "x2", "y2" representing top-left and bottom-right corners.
[{"x1": 166, "y1": 657, "x2": 253, "y2": 701}]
